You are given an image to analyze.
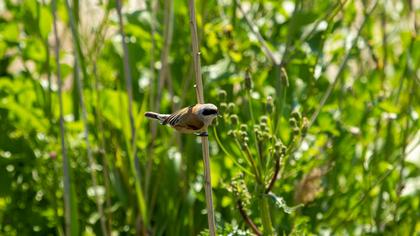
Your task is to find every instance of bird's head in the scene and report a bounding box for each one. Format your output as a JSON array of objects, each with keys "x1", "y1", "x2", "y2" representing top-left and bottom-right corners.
[{"x1": 196, "y1": 103, "x2": 219, "y2": 125}]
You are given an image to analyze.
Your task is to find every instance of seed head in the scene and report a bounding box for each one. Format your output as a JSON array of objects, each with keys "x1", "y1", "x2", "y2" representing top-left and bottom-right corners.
[
  {"x1": 281, "y1": 146, "x2": 287, "y2": 155},
  {"x1": 230, "y1": 114, "x2": 239, "y2": 126},
  {"x1": 219, "y1": 102, "x2": 227, "y2": 114},
  {"x1": 289, "y1": 117, "x2": 297, "y2": 128},
  {"x1": 293, "y1": 127, "x2": 300, "y2": 136},
  {"x1": 301, "y1": 117, "x2": 309, "y2": 136},
  {"x1": 266, "y1": 96, "x2": 274, "y2": 114},
  {"x1": 228, "y1": 103, "x2": 236, "y2": 113},
  {"x1": 260, "y1": 116, "x2": 268, "y2": 124},
  {"x1": 218, "y1": 90, "x2": 227, "y2": 101},
  {"x1": 291, "y1": 110, "x2": 301, "y2": 122},
  {"x1": 245, "y1": 69, "x2": 252, "y2": 90}
]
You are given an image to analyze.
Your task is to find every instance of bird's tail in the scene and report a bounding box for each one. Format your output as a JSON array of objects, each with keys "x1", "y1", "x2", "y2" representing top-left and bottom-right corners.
[{"x1": 145, "y1": 112, "x2": 169, "y2": 123}]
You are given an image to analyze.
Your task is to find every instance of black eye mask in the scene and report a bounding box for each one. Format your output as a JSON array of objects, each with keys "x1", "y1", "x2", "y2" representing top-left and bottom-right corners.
[{"x1": 202, "y1": 109, "x2": 218, "y2": 115}]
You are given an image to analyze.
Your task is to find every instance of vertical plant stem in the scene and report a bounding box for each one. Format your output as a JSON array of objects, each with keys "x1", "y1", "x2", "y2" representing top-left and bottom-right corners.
[
  {"x1": 154, "y1": 0, "x2": 171, "y2": 115},
  {"x1": 62, "y1": 1, "x2": 108, "y2": 234},
  {"x1": 148, "y1": 0, "x2": 158, "y2": 113},
  {"x1": 188, "y1": 0, "x2": 216, "y2": 234},
  {"x1": 93, "y1": 61, "x2": 113, "y2": 233},
  {"x1": 62, "y1": 0, "x2": 89, "y2": 86},
  {"x1": 90, "y1": 3, "x2": 113, "y2": 230},
  {"x1": 74, "y1": 51, "x2": 108, "y2": 236},
  {"x1": 260, "y1": 195, "x2": 273, "y2": 235},
  {"x1": 146, "y1": 0, "x2": 174, "y2": 204},
  {"x1": 44, "y1": 39, "x2": 53, "y2": 119},
  {"x1": 51, "y1": 1, "x2": 72, "y2": 235},
  {"x1": 115, "y1": 0, "x2": 148, "y2": 229},
  {"x1": 145, "y1": 0, "x2": 159, "y2": 223},
  {"x1": 114, "y1": 0, "x2": 136, "y2": 156},
  {"x1": 202, "y1": 137, "x2": 216, "y2": 234},
  {"x1": 244, "y1": 145, "x2": 262, "y2": 183},
  {"x1": 274, "y1": 66, "x2": 288, "y2": 135},
  {"x1": 245, "y1": 86, "x2": 262, "y2": 163},
  {"x1": 188, "y1": 1, "x2": 204, "y2": 103}
]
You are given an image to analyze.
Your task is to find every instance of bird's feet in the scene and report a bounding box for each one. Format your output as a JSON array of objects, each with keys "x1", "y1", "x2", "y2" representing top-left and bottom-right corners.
[{"x1": 196, "y1": 132, "x2": 208, "y2": 137}]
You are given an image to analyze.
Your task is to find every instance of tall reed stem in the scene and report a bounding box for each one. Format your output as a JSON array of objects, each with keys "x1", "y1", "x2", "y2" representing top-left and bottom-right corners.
[
  {"x1": 260, "y1": 195, "x2": 273, "y2": 235},
  {"x1": 51, "y1": 1, "x2": 71, "y2": 235},
  {"x1": 188, "y1": 0, "x2": 216, "y2": 234},
  {"x1": 74, "y1": 47, "x2": 108, "y2": 236},
  {"x1": 115, "y1": 0, "x2": 148, "y2": 229},
  {"x1": 62, "y1": 1, "x2": 108, "y2": 234}
]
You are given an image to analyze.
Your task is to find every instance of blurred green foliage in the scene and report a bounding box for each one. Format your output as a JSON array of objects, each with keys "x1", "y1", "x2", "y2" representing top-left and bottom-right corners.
[{"x1": 0, "y1": 0, "x2": 419, "y2": 235}]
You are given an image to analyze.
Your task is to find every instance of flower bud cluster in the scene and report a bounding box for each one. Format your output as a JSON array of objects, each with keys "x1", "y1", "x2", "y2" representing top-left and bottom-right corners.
[{"x1": 289, "y1": 110, "x2": 309, "y2": 140}]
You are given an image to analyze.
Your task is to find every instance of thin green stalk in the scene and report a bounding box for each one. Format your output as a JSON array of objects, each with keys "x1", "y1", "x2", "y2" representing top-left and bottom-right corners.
[
  {"x1": 145, "y1": 0, "x2": 174, "y2": 206},
  {"x1": 232, "y1": 134, "x2": 257, "y2": 174},
  {"x1": 63, "y1": 1, "x2": 108, "y2": 234},
  {"x1": 147, "y1": 0, "x2": 158, "y2": 113},
  {"x1": 90, "y1": 4, "x2": 113, "y2": 229},
  {"x1": 188, "y1": 0, "x2": 216, "y2": 234},
  {"x1": 274, "y1": 66, "x2": 288, "y2": 137},
  {"x1": 245, "y1": 89, "x2": 263, "y2": 162},
  {"x1": 44, "y1": 38, "x2": 52, "y2": 120},
  {"x1": 260, "y1": 195, "x2": 274, "y2": 235},
  {"x1": 87, "y1": 5, "x2": 111, "y2": 60},
  {"x1": 51, "y1": 1, "x2": 72, "y2": 235},
  {"x1": 74, "y1": 55, "x2": 108, "y2": 236},
  {"x1": 145, "y1": 1, "x2": 158, "y2": 210},
  {"x1": 244, "y1": 145, "x2": 262, "y2": 184},
  {"x1": 115, "y1": 0, "x2": 148, "y2": 227},
  {"x1": 93, "y1": 61, "x2": 113, "y2": 233},
  {"x1": 114, "y1": 0, "x2": 136, "y2": 156},
  {"x1": 213, "y1": 126, "x2": 254, "y2": 177},
  {"x1": 63, "y1": 0, "x2": 89, "y2": 86},
  {"x1": 41, "y1": 0, "x2": 51, "y2": 121},
  {"x1": 153, "y1": 0, "x2": 174, "y2": 116},
  {"x1": 231, "y1": 0, "x2": 237, "y2": 27}
]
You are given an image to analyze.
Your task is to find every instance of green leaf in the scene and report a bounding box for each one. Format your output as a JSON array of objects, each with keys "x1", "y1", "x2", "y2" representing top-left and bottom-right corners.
[
  {"x1": 0, "y1": 97, "x2": 48, "y2": 133},
  {"x1": 39, "y1": 6, "x2": 52, "y2": 39},
  {"x1": 0, "y1": 22, "x2": 20, "y2": 42},
  {"x1": 23, "y1": 38, "x2": 46, "y2": 62}
]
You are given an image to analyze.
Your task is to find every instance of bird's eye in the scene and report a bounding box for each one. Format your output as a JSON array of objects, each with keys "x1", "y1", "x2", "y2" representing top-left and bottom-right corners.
[{"x1": 202, "y1": 109, "x2": 218, "y2": 115}]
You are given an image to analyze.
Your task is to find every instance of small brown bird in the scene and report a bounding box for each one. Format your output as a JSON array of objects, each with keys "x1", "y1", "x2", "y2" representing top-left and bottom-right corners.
[{"x1": 145, "y1": 103, "x2": 218, "y2": 136}]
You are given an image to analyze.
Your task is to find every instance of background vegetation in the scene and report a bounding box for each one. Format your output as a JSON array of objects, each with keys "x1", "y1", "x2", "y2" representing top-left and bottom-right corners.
[{"x1": 0, "y1": 0, "x2": 419, "y2": 235}]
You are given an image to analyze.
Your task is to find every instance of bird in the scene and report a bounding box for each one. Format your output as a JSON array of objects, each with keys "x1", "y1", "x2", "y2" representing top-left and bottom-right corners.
[{"x1": 145, "y1": 103, "x2": 218, "y2": 136}]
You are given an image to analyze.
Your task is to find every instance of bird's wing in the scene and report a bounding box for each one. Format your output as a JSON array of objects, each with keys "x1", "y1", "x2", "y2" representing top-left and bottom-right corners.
[
  {"x1": 174, "y1": 113, "x2": 204, "y2": 131},
  {"x1": 162, "y1": 107, "x2": 188, "y2": 126},
  {"x1": 163, "y1": 106, "x2": 204, "y2": 130}
]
